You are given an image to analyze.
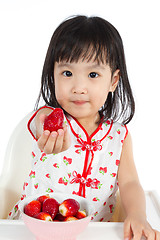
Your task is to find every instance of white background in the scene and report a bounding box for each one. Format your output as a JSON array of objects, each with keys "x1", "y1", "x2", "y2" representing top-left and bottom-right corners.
[{"x1": 0, "y1": 0, "x2": 160, "y2": 196}]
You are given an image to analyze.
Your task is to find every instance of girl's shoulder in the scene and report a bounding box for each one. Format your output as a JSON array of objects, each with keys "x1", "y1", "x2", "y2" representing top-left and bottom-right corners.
[
  {"x1": 103, "y1": 119, "x2": 127, "y2": 130},
  {"x1": 102, "y1": 119, "x2": 128, "y2": 140}
]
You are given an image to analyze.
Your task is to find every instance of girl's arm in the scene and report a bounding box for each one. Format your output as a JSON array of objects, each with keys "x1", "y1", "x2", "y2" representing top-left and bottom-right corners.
[
  {"x1": 35, "y1": 108, "x2": 71, "y2": 154},
  {"x1": 118, "y1": 132, "x2": 159, "y2": 240}
]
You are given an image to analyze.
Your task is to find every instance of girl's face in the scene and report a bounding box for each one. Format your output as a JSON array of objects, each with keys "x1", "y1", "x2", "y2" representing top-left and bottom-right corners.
[{"x1": 54, "y1": 58, "x2": 119, "y2": 124}]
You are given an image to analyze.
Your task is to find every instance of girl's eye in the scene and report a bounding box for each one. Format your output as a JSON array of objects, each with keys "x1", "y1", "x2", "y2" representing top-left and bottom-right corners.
[
  {"x1": 89, "y1": 72, "x2": 99, "y2": 78},
  {"x1": 63, "y1": 71, "x2": 72, "y2": 77}
]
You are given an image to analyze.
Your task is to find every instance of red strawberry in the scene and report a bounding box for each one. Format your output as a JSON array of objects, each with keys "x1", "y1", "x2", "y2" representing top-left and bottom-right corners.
[
  {"x1": 110, "y1": 173, "x2": 116, "y2": 177},
  {"x1": 43, "y1": 108, "x2": 64, "y2": 132},
  {"x1": 59, "y1": 199, "x2": 80, "y2": 217},
  {"x1": 109, "y1": 152, "x2": 113, "y2": 156},
  {"x1": 23, "y1": 182, "x2": 28, "y2": 191},
  {"x1": 58, "y1": 177, "x2": 64, "y2": 184},
  {"x1": 117, "y1": 129, "x2": 120, "y2": 134},
  {"x1": 108, "y1": 136, "x2": 113, "y2": 140},
  {"x1": 32, "y1": 151, "x2": 36, "y2": 158},
  {"x1": 63, "y1": 156, "x2": 72, "y2": 165},
  {"x1": 34, "y1": 183, "x2": 38, "y2": 189},
  {"x1": 46, "y1": 188, "x2": 54, "y2": 193},
  {"x1": 75, "y1": 149, "x2": 81, "y2": 154},
  {"x1": 99, "y1": 167, "x2": 107, "y2": 174},
  {"x1": 40, "y1": 153, "x2": 47, "y2": 162},
  {"x1": 21, "y1": 195, "x2": 26, "y2": 201},
  {"x1": 75, "y1": 210, "x2": 86, "y2": 219},
  {"x1": 37, "y1": 195, "x2": 50, "y2": 205},
  {"x1": 46, "y1": 173, "x2": 51, "y2": 179},
  {"x1": 110, "y1": 185, "x2": 113, "y2": 190},
  {"x1": 64, "y1": 216, "x2": 78, "y2": 221},
  {"x1": 116, "y1": 160, "x2": 120, "y2": 166},
  {"x1": 14, "y1": 205, "x2": 19, "y2": 213},
  {"x1": 24, "y1": 200, "x2": 41, "y2": 217},
  {"x1": 58, "y1": 177, "x2": 68, "y2": 185},
  {"x1": 54, "y1": 213, "x2": 66, "y2": 221},
  {"x1": 53, "y1": 163, "x2": 59, "y2": 168},
  {"x1": 92, "y1": 197, "x2": 99, "y2": 202},
  {"x1": 109, "y1": 204, "x2": 114, "y2": 213},
  {"x1": 68, "y1": 173, "x2": 71, "y2": 178},
  {"x1": 42, "y1": 198, "x2": 59, "y2": 220},
  {"x1": 106, "y1": 120, "x2": 110, "y2": 125},
  {"x1": 29, "y1": 170, "x2": 35, "y2": 179},
  {"x1": 72, "y1": 191, "x2": 79, "y2": 196},
  {"x1": 35, "y1": 212, "x2": 52, "y2": 221}
]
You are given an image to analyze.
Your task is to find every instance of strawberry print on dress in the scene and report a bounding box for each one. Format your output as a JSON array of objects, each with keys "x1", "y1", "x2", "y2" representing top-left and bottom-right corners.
[{"x1": 8, "y1": 106, "x2": 128, "y2": 222}]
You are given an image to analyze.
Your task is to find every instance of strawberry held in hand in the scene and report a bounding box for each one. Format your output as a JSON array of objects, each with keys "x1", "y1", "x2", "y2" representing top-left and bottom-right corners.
[
  {"x1": 43, "y1": 108, "x2": 64, "y2": 132},
  {"x1": 59, "y1": 198, "x2": 80, "y2": 217}
]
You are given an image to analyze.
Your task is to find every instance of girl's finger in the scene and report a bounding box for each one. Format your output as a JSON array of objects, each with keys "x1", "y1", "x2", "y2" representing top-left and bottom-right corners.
[
  {"x1": 124, "y1": 220, "x2": 132, "y2": 240},
  {"x1": 132, "y1": 231, "x2": 142, "y2": 240},
  {"x1": 53, "y1": 129, "x2": 64, "y2": 154},
  {"x1": 37, "y1": 130, "x2": 50, "y2": 151},
  {"x1": 43, "y1": 131, "x2": 57, "y2": 154},
  {"x1": 143, "y1": 228, "x2": 155, "y2": 240},
  {"x1": 130, "y1": 222, "x2": 143, "y2": 240}
]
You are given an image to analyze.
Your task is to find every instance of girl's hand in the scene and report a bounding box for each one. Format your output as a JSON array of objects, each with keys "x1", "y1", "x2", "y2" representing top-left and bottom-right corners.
[
  {"x1": 36, "y1": 113, "x2": 71, "y2": 154},
  {"x1": 124, "y1": 214, "x2": 160, "y2": 240}
]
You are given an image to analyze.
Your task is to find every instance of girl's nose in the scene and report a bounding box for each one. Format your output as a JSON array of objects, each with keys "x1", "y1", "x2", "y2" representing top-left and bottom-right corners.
[
  {"x1": 72, "y1": 78, "x2": 87, "y2": 94},
  {"x1": 72, "y1": 88, "x2": 87, "y2": 94}
]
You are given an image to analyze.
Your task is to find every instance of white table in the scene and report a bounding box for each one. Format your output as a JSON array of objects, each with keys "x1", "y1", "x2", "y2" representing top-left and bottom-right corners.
[
  {"x1": 0, "y1": 191, "x2": 160, "y2": 240},
  {"x1": 0, "y1": 221, "x2": 123, "y2": 240}
]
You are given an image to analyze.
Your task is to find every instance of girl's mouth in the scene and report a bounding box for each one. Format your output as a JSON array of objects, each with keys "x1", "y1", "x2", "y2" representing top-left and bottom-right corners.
[{"x1": 72, "y1": 100, "x2": 88, "y2": 105}]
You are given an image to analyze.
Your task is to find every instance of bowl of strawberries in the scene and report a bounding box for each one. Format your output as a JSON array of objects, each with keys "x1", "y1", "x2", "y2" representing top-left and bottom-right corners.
[{"x1": 19, "y1": 192, "x2": 94, "y2": 240}]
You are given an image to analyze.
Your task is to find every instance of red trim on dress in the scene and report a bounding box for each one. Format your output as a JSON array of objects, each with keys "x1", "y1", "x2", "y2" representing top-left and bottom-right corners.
[
  {"x1": 69, "y1": 116, "x2": 104, "y2": 141},
  {"x1": 124, "y1": 125, "x2": 128, "y2": 140},
  {"x1": 66, "y1": 117, "x2": 112, "y2": 142},
  {"x1": 66, "y1": 116, "x2": 113, "y2": 198},
  {"x1": 79, "y1": 149, "x2": 90, "y2": 196}
]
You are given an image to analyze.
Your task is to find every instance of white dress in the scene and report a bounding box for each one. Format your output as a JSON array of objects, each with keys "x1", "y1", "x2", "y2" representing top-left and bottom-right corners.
[{"x1": 8, "y1": 106, "x2": 128, "y2": 221}]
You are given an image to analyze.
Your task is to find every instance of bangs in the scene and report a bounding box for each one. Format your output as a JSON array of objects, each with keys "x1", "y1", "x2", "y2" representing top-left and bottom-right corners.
[
  {"x1": 53, "y1": 16, "x2": 116, "y2": 66},
  {"x1": 54, "y1": 40, "x2": 109, "y2": 65}
]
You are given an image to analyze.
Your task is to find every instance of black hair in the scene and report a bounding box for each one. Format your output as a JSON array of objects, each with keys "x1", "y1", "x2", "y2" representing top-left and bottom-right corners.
[{"x1": 36, "y1": 15, "x2": 135, "y2": 125}]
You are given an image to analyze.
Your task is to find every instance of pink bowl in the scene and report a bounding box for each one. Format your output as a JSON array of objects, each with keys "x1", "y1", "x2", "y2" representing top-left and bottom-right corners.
[{"x1": 19, "y1": 192, "x2": 94, "y2": 240}]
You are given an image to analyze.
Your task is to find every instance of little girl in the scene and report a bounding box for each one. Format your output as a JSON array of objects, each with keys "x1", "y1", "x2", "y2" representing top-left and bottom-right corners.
[{"x1": 9, "y1": 15, "x2": 159, "y2": 239}]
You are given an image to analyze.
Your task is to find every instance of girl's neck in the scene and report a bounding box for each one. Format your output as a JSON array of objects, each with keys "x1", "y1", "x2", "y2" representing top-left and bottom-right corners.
[{"x1": 75, "y1": 113, "x2": 101, "y2": 136}]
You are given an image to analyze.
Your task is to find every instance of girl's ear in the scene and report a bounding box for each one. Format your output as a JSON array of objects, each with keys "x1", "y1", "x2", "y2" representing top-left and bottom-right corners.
[{"x1": 109, "y1": 69, "x2": 120, "y2": 92}]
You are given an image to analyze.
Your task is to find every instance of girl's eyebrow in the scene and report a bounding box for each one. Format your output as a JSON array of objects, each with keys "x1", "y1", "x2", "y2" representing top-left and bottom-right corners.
[
  {"x1": 88, "y1": 64, "x2": 106, "y2": 70},
  {"x1": 57, "y1": 63, "x2": 71, "y2": 68},
  {"x1": 57, "y1": 62, "x2": 106, "y2": 70}
]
